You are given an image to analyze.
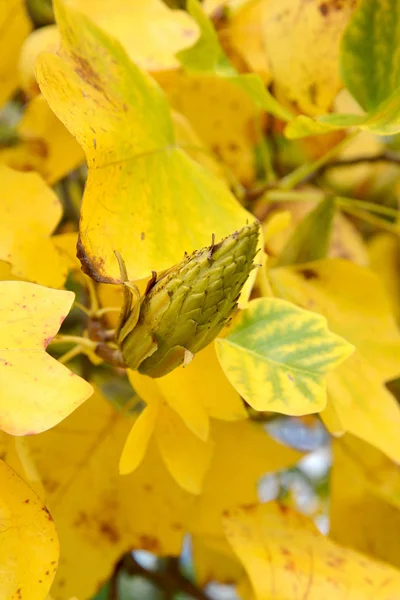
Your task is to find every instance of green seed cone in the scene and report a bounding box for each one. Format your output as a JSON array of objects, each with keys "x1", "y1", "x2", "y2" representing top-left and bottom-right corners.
[{"x1": 117, "y1": 221, "x2": 260, "y2": 378}]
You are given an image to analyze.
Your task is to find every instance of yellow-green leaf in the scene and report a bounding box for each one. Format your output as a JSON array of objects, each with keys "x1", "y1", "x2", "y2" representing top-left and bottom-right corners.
[
  {"x1": 36, "y1": 0, "x2": 250, "y2": 282},
  {"x1": 223, "y1": 502, "x2": 400, "y2": 600},
  {"x1": 215, "y1": 297, "x2": 353, "y2": 415},
  {"x1": 0, "y1": 459, "x2": 59, "y2": 600},
  {"x1": 0, "y1": 281, "x2": 93, "y2": 435}
]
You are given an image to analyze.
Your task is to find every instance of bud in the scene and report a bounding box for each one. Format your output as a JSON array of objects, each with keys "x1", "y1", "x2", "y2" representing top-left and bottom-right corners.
[{"x1": 116, "y1": 221, "x2": 260, "y2": 378}]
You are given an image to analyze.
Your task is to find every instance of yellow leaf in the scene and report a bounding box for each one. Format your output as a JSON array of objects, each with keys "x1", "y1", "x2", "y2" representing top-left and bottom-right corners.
[
  {"x1": 368, "y1": 233, "x2": 400, "y2": 323},
  {"x1": 67, "y1": 0, "x2": 198, "y2": 71},
  {"x1": 216, "y1": 298, "x2": 353, "y2": 415},
  {"x1": 263, "y1": 0, "x2": 356, "y2": 115},
  {"x1": 192, "y1": 536, "x2": 245, "y2": 586},
  {"x1": 0, "y1": 431, "x2": 44, "y2": 498},
  {"x1": 18, "y1": 25, "x2": 60, "y2": 98},
  {"x1": 26, "y1": 391, "x2": 194, "y2": 599},
  {"x1": 330, "y1": 435, "x2": 400, "y2": 570},
  {"x1": 0, "y1": 0, "x2": 31, "y2": 107},
  {"x1": 189, "y1": 419, "x2": 302, "y2": 538},
  {"x1": 223, "y1": 502, "x2": 400, "y2": 600},
  {"x1": 0, "y1": 280, "x2": 93, "y2": 435},
  {"x1": 155, "y1": 400, "x2": 215, "y2": 495},
  {"x1": 157, "y1": 70, "x2": 262, "y2": 186},
  {"x1": 270, "y1": 259, "x2": 400, "y2": 462},
  {"x1": 127, "y1": 343, "x2": 245, "y2": 443},
  {"x1": 36, "y1": 0, "x2": 250, "y2": 281},
  {"x1": 0, "y1": 459, "x2": 59, "y2": 600},
  {"x1": 124, "y1": 370, "x2": 215, "y2": 494},
  {"x1": 228, "y1": 0, "x2": 272, "y2": 84},
  {"x1": 5, "y1": 95, "x2": 85, "y2": 184},
  {"x1": 0, "y1": 166, "x2": 69, "y2": 286},
  {"x1": 119, "y1": 400, "x2": 159, "y2": 476}
]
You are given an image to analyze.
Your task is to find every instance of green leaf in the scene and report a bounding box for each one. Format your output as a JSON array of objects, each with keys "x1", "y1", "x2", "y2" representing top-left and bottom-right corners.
[
  {"x1": 177, "y1": 0, "x2": 293, "y2": 122},
  {"x1": 276, "y1": 197, "x2": 336, "y2": 267},
  {"x1": 340, "y1": 0, "x2": 400, "y2": 112},
  {"x1": 215, "y1": 298, "x2": 354, "y2": 416}
]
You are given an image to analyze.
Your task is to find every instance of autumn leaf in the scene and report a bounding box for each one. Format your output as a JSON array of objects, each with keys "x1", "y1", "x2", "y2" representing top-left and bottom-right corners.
[
  {"x1": 68, "y1": 0, "x2": 199, "y2": 72},
  {"x1": 177, "y1": 0, "x2": 291, "y2": 121},
  {"x1": 286, "y1": 0, "x2": 400, "y2": 138},
  {"x1": 24, "y1": 389, "x2": 300, "y2": 598},
  {"x1": 25, "y1": 390, "x2": 194, "y2": 599},
  {"x1": 0, "y1": 280, "x2": 93, "y2": 435},
  {"x1": 223, "y1": 502, "x2": 400, "y2": 599},
  {"x1": 216, "y1": 297, "x2": 353, "y2": 415},
  {"x1": 0, "y1": 166, "x2": 70, "y2": 286},
  {"x1": 270, "y1": 259, "x2": 400, "y2": 462},
  {"x1": 0, "y1": 0, "x2": 31, "y2": 107},
  {"x1": 330, "y1": 435, "x2": 400, "y2": 571},
  {"x1": 0, "y1": 459, "x2": 59, "y2": 600},
  {"x1": 0, "y1": 95, "x2": 85, "y2": 184},
  {"x1": 121, "y1": 343, "x2": 246, "y2": 492},
  {"x1": 262, "y1": 0, "x2": 357, "y2": 116},
  {"x1": 36, "y1": 0, "x2": 251, "y2": 282},
  {"x1": 120, "y1": 376, "x2": 215, "y2": 494},
  {"x1": 368, "y1": 233, "x2": 400, "y2": 324}
]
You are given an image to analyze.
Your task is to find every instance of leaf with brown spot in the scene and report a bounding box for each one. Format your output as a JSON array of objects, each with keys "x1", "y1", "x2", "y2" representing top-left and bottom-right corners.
[
  {"x1": 0, "y1": 459, "x2": 59, "y2": 600},
  {"x1": 36, "y1": 0, "x2": 250, "y2": 282},
  {"x1": 223, "y1": 502, "x2": 400, "y2": 599}
]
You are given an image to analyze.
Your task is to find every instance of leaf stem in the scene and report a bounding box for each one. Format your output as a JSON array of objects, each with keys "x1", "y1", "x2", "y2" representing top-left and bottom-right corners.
[
  {"x1": 279, "y1": 132, "x2": 359, "y2": 190},
  {"x1": 58, "y1": 345, "x2": 83, "y2": 365},
  {"x1": 50, "y1": 335, "x2": 97, "y2": 349}
]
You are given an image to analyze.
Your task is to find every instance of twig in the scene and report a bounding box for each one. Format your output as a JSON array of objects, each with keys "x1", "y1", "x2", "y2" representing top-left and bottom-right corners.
[
  {"x1": 109, "y1": 553, "x2": 211, "y2": 600},
  {"x1": 317, "y1": 150, "x2": 400, "y2": 174}
]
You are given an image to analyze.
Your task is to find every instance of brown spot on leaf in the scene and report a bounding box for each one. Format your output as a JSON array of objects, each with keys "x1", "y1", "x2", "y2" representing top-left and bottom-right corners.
[
  {"x1": 138, "y1": 535, "x2": 161, "y2": 553},
  {"x1": 299, "y1": 268, "x2": 319, "y2": 280},
  {"x1": 99, "y1": 521, "x2": 120, "y2": 544},
  {"x1": 140, "y1": 231, "x2": 145, "y2": 240},
  {"x1": 73, "y1": 54, "x2": 104, "y2": 93},
  {"x1": 41, "y1": 506, "x2": 53, "y2": 521},
  {"x1": 319, "y1": 2, "x2": 329, "y2": 16}
]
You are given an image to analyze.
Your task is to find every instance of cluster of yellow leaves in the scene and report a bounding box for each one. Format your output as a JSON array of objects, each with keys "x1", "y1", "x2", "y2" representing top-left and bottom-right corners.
[{"x1": 1, "y1": 0, "x2": 400, "y2": 598}]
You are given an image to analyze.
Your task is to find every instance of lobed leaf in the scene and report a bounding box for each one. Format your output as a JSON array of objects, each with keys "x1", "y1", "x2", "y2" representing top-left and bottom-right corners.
[
  {"x1": 0, "y1": 281, "x2": 93, "y2": 435},
  {"x1": 216, "y1": 297, "x2": 353, "y2": 416}
]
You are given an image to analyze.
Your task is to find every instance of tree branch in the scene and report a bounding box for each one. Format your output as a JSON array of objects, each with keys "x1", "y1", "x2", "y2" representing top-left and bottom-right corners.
[{"x1": 109, "y1": 553, "x2": 211, "y2": 600}]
